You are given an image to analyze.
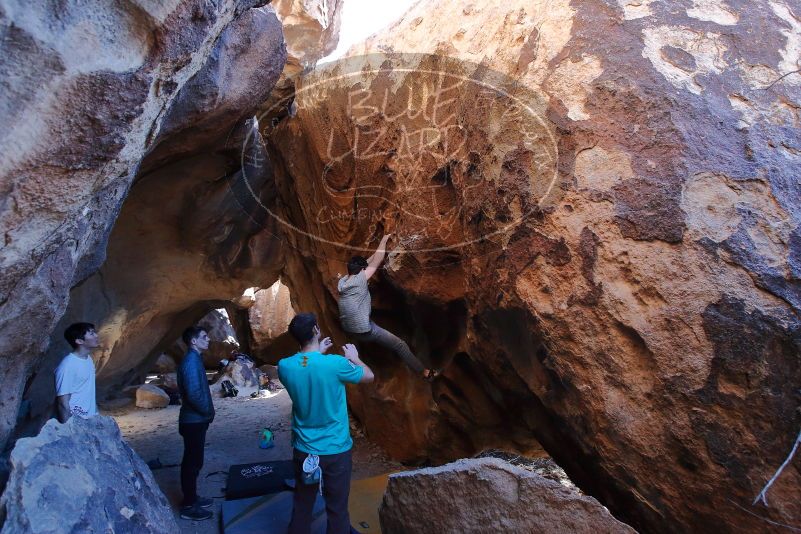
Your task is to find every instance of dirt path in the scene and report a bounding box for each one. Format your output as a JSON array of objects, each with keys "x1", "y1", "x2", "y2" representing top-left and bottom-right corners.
[{"x1": 105, "y1": 385, "x2": 402, "y2": 534}]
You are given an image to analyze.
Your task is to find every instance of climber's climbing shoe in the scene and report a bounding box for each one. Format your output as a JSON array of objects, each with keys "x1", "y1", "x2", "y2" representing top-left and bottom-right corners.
[{"x1": 423, "y1": 369, "x2": 441, "y2": 382}]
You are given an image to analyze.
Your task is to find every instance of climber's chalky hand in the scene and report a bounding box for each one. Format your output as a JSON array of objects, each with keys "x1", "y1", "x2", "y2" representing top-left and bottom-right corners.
[
  {"x1": 343, "y1": 343, "x2": 361, "y2": 363},
  {"x1": 320, "y1": 337, "x2": 333, "y2": 354}
]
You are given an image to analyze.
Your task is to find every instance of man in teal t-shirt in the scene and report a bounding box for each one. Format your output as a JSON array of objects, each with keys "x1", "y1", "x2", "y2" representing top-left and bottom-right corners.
[{"x1": 278, "y1": 313, "x2": 375, "y2": 534}]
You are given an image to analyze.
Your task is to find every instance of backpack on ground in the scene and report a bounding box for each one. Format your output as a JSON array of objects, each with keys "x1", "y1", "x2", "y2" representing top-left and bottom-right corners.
[{"x1": 221, "y1": 379, "x2": 238, "y2": 398}]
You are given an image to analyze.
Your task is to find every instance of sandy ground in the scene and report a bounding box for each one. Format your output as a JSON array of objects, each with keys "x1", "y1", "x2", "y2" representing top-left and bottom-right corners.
[{"x1": 103, "y1": 385, "x2": 402, "y2": 534}]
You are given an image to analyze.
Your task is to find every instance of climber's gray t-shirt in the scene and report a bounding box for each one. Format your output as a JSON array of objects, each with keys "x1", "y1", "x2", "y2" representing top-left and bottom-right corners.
[{"x1": 337, "y1": 271, "x2": 371, "y2": 334}]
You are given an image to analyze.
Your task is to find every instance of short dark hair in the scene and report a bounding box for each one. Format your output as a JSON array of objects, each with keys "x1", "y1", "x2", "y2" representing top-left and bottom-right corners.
[
  {"x1": 64, "y1": 322, "x2": 95, "y2": 350},
  {"x1": 288, "y1": 313, "x2": 318, "y2": 345},
  {"x1": 182, "y1": 326, "x2": 207, "y2": 347},
  {"x1": 347, "y1": 256, "x2": 369, "y2": 275}
]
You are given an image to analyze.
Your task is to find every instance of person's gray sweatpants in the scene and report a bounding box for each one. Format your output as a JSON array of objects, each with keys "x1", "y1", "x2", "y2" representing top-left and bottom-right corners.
[{"x1": 350, "y1": 321, "x2": 426, "y2": 373}]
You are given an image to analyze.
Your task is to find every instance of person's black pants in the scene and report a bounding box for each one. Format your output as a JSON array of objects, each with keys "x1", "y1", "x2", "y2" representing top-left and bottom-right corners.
[
  {"x1": 179, "y1": 422, "x2": 208, "y2": 507},
  {"x1": 289, "y1": 448, "x2": 352, "y2": 534}
]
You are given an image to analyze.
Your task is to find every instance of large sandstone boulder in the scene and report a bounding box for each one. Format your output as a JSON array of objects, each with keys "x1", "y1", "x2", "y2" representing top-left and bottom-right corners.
[
  {"x1": 272, "y1": 0, "x2": 342, "y2": 74},
  {"x1": 135, "y1": 384, "x2": 170, "y2": 409},
  {"x1": 0, "y1": 416, "x2": 177, "y2": 533},
  {"x1": 6, "y1": 0, "x2": 348, "y2": 455},
  {"x1": 32, "y1": 10, "x2": 288, "y2": 406},
  {"x1": 198, "y1": 309, "x2": 242, "y2": 367},
  {"x1": 379, "y1": 458, "x2": 635, "y2": 534},
  {"x1": 249, "y1": 281, "x2": 297, "y2": 361},
  {"x1": 0, "y1": 0, "x2": 287, "y2": 452},
  {"x1": 250, "y1": 282, "x2": 295, "y2": 344},
  {"x1": 263, "y1": 0, "x2": 343, "y2": 126},
  {"x1": 3, "y1": 1, "x2": 799, "y2": 533},
  {"x1": 269, "y1": 1, "x2": 801, "y2": 532},
  {"x1": 219, "y1": 358, "x2": 262, "y2": 387}
]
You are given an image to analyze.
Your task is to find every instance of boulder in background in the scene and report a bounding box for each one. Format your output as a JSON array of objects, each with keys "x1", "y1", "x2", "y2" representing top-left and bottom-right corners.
[
  {"x1": 159, "y1": 373, "x2": 178, "y2": 391},
  {"x1": 135, "y1": 385, "x2": 170, "y2": 409},
  {"x1": 219, "y1": 358, "x2": 262, "y2": 387},
  {"x1": 258, "y1": 364, "x2": 279, "y2": 381}
]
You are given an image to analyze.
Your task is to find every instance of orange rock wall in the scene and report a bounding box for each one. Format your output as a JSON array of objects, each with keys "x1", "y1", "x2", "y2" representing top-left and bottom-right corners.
[{"x1": 267, "y1": 1, "x2": 801, "y2": 531}]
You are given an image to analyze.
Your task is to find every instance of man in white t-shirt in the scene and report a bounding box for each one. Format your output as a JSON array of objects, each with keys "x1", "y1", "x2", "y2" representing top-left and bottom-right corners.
[{"x1": 55, "y1": 322, "x2": 100, "y2": 422}]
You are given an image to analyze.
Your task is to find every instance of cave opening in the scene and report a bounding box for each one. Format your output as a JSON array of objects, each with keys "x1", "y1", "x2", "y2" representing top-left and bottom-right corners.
[
  {"x1": 11, "y1": 279, "x2": 299, "y2": 447},
  {"x1": 142, "y1": 281, "x2": 300, "y2": 381}
]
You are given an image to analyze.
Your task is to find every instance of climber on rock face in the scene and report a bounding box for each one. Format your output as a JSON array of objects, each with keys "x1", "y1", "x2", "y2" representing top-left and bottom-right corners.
[{"x1": 337, "y1": 234, "x2": 438, "y2": 380}]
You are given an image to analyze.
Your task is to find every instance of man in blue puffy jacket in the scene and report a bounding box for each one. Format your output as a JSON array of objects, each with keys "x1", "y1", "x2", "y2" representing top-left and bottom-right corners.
[{"x1": 176, "y1": 326, "x2": 215, "y2": 521}]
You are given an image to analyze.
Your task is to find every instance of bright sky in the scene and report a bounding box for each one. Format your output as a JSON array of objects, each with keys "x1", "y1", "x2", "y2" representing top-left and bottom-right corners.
[{"x1": 318, "y1": 0, "x2": 419, "y2": 64}]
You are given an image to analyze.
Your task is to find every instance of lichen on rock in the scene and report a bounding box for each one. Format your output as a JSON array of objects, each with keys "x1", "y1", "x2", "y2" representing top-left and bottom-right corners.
[{"x1": 0, "y1": 416, "x2": 177, "y2": 534}]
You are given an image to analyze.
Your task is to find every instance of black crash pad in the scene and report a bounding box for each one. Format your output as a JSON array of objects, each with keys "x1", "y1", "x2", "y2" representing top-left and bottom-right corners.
[
  {"x1": 222, "y1": 490, "x2": 326, "y2": 534},
  {"x1": 226, "y1": 460, "x2": 296, "y2": 501}
]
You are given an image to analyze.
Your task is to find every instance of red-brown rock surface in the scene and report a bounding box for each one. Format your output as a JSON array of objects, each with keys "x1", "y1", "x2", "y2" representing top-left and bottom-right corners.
[
  {"x1": 250, "y1": 282, "x2": 295, "y2": 345},
  {"x1": 1, "y1": 1, "x2": 799, "y2": 532},
  {"x1": 135, "y1": 384, "x2": 170, "y2": 409},
  {"x1": 266, "y1": 1, "x2": 801, "y2": 532}
]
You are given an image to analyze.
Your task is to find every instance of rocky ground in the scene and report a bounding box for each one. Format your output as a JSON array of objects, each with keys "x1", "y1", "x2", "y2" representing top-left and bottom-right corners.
[{"x1": 102, "y1": 385, "x2": 402, "y2": 534}]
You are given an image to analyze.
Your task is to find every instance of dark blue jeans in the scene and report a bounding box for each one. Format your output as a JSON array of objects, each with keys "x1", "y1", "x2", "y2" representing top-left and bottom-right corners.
[{"x1": 289, "y1": 448, "x2": 353, "y2": 534}]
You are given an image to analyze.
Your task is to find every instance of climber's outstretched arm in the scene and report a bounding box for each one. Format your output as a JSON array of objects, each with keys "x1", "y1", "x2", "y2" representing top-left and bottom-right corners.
[{"x1": 365, "y1": 234, "x2": 391, "y2": 280}]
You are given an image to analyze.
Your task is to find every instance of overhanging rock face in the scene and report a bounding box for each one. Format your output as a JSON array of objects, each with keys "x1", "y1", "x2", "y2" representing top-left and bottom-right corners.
[
  {"x1": 379, "y1": 457, "x2": 636, "y2": 533},
  {"x1": 268, "y1": 0, "x2": 801, "y2": 531},
  {"x1": 0, "y1": 416, "x2": 178, "y2": 534}
]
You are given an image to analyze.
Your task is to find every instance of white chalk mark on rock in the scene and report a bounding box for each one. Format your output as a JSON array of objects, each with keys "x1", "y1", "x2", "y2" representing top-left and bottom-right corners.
[{"x1": 753, "y1": 427, "x2": 801, "y2": 506}]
